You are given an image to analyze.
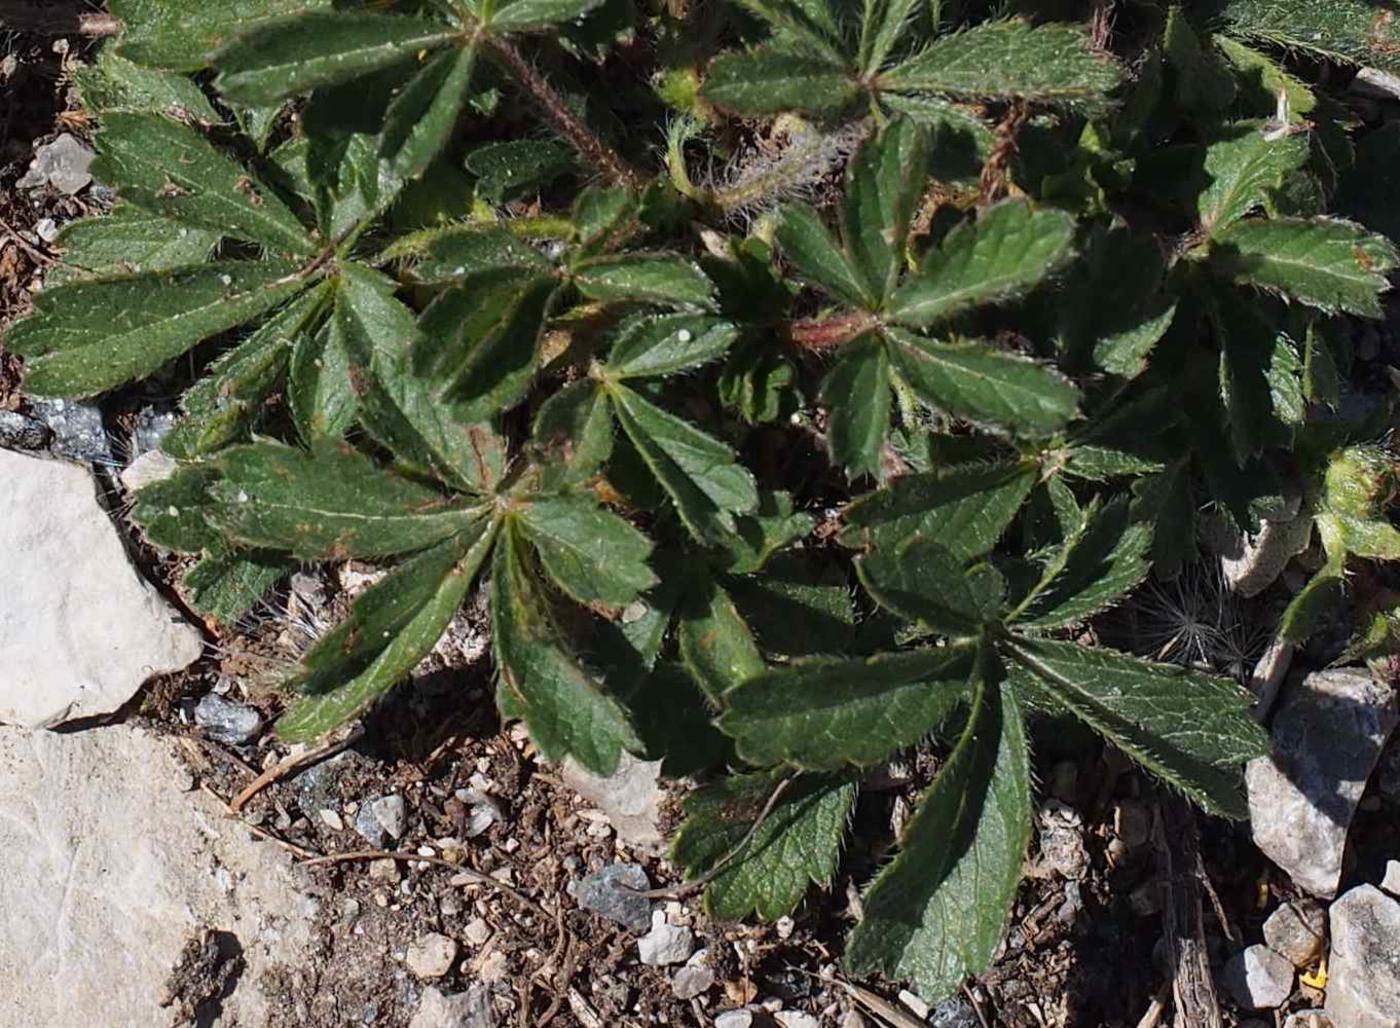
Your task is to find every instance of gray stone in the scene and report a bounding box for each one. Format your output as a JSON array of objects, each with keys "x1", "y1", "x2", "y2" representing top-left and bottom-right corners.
[
  {"x1": 0, "y1": 450, "x2": 203, "y2": 727},
  {"x1": 193, "y1": 692, "x2": 263, "y2": 745},
  {"x1": 671, "y1": 964, "x2": 714, "y2": 999},
  {"x1": 1246, "y1": 669, "x2": 1399, "y2": 897},
  {"x1": 775, "y1": 1013, "x2": 821, "y2": 1028},
  {"x1": 410, "y1": 984, "x2": 496, "y2": 1028},
  {"x1": 1222, "y1": 944, "x2": 1294, "y2": 1010},
  {"x1": 570, "y1": 862, "x2": 651, "y2": 931},
  {"x1": 1326, "y1": 885, "x2": 1400, "y2": 1028},
  {"x1": 637, "y1": 912, "x2": 694, "y2": 966},
  {"x1": 16, "y1": 133, "x2": 95, "y2": 194},
  {"x1": 561, "y1": 752, "x2": 666, "y2": 854},
  {"x1": 929, "y1": 997, "x2": 982, "y2": 1028},
  {"x1": 0, "y1": 409, "x2": 51, "y2": 450},
  {"x1": 34, "y1": 216, "x2": 58, "y2": 243},
  {"x1": 353, "y1": 800, "x2": 388, "y2": 848},
  {"x1": 0, "y1": 725, "x2": 316, "y2": 1027},
  {"x1": 1383, "y1": 860, "x2": 1400, "y2": 898},
  {"x1": 26, "y1": 398, "x2": 111, "y2": 463},
  {"x1": 118, "y1": 449, "x2": 178, "y2": 492},
  {"x1": 1352, "y1": 67, "x2": 1400, "y2": 99},
  {"x1": 130, "y1": 406, "x2": 177, "y2": 456},
  {"x1": 713, "y1": 1012, "x2": 754, "y2": 1028},
  {"x1": 406, "y1": 932, "x2": 459, "y2": 980},
  {"x1": 1284, "y1": 1011, "x2": 1334, "y2": 1028},
  {"x1": 371, "y1": 794, "x2": 407, "y2": 840},
  {"x1": 1037, "y1": 800, "x2": 1088, "y2": 880},
  {"x1": 1263, "y1": 899, "x2": 1327, "y2": 968}
]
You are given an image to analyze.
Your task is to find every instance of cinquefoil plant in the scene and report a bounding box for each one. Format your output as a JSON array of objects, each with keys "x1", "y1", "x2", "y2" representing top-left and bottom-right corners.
[{"x1": 8, "y1": 0, "x2": 1400, "y2": 1003}]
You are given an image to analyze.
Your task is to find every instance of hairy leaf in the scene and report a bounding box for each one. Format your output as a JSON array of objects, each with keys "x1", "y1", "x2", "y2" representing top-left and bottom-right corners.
[
  {"x1": 517, "y1": 495, "x2": 657, "y2": 607},
  {"x1": 607, "y1": 314, "x2": 739, "y2": 378},
  {"x1": 702, "y1": 50, "x2": 861, "y2": 116},
  {"x1": 776, "y1": 202, "x2": 876, "y2": 309},
  {"x1": 822, "y1": 334, "x2": 892, "y2": 479},
  {"x1": 380, "y1": 44, "x2": 479, "y2": 179},
  {"x1": 48, "y1": 206, "x2": 221, "y2": 286},
  {"x1": 110, "y1": 0, "x2": 330, "y2": 71},
  {"x1": 677, "y1": 577, "x2": 767, "y2": 700},
  {"x1": 573, "y1": 254, "x2": 715, "y2": 308},
  {"x1": 842, "y1": 117, "x2": 928, "y2": 302},
  {"x1": 1222, "y1": 0, "x2": 1400, "y2": 73},
  {"x1": 1197, "y1": 126, "x2": 1310, "y2": 232},
  {"x1": 856, "y1": 535, "x2": 995, "y2": 635}
]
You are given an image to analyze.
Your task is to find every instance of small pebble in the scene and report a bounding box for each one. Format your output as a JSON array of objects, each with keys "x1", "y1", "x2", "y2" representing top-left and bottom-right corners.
[
  {"x1": 193, "y1": 693, "x2": 263, "y2": 746},
  {"x1": 1382, "y1": 859, "x2": 1400, "y2": 898},
  {"x1": 353, "y1": 802, "x2": 388, "y2": 848},
  {"x1": 319, "y1": 809, "x2": 345, "y2": 832},
  {"x1": 371, "y1": 794, "x2": 407, "y2": 839},
  {"x1": 405, "y1": 932, "x2": 458, "y2": 980},
  {"x1": 775, "y1": 1012, "x2": 820, "y2": 1028},
  {"x1": 671, "y1": 964, "x2": 714, "y2": 999},
  {"x1": 569, "y1": 863, "x2": 651, "y2": 931},
  {"x1": 899, "y1": 989, "x2": 930, "y2": 1019},
  {"x1": 464, "y1": 918, "x2": 491, "y2": 946},
  {"x1": 637, "y1": 911, "x2": 694, "y2": 966},
  {"x1": 713, "y1": 1012, "x2": 754, "y2": 1028}
]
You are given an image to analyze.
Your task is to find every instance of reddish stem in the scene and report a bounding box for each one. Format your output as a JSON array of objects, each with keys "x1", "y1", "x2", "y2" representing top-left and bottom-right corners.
[{"x1": 784, "y1": 310, "x2": 878, "y2": 350}]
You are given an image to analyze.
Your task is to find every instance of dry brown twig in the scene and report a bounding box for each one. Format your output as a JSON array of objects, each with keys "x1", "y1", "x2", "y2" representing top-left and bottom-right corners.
[{"x1": 230, "y1": 724, "x2": 364, "y2": 812}]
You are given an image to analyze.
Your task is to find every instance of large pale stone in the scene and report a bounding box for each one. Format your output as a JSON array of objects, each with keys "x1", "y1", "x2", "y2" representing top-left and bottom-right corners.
[
  {"x1": 0, "y1": 725, "x2": 317, "y2": 1028},
  {"x1": 1246, "y1": 669, "x2": 1398, "y2": 897},
  {"x1": 0, "y1": 449, "x2": 202, "y2": 726},
  {"x1": 1326, "y1": 885, "x2": 1400, "y2": 1028},
  {"x1": 561, "y1": 751, "x2": 666, "y2": 853}
]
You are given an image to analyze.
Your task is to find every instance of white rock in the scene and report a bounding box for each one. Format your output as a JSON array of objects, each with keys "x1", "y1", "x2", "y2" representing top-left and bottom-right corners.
[
  {"x1": 1382, "y1": 860, "x2": 1400, "y2": 899},
  {"x1": 671, "y1": 963, "x2": 714, "y2": 999},
  {"x1": 1326, "y1": 885, "x2": 1400, "y2": 1028},
  {"x1": 410, "y1": 984, "x2": 496, "y2": 1028},
  {"x1": 1246, "y1": 669, "x2": 1399, "y2": 897},
  {"x1": 0, "y1": 725, "x2": 315, "y2": 1026},
  {"x1": 464, "y1": 917, "x2": 492, "y2": 946},
  {"x1": 776, "y1": 1012, "x2": 822, "y2": 1028},
  {"x1": 16, "y1": 132, "x2": 94, "y2": 194},
  {"x1": 1262, "y1": 899, "x2": 1327, "y2": 968},
  {"x1": 714, "y1": 1011, "x2": 755, "y2": 1028},
  {"x1": 561, "y1": 751, "x2": 666, "y2": 854},
  {"x1": 119, "y1": 449, "x2": 178, "y2": 492},
  {"x1": 372, "y1": 793, "x2": 407, "y2": 839},
  {"x1": 636, "y1": 911, "x2": 694, "y2": 966},
  {"x1": 0, "y1": 450, "x2": 203, "y2": 727},
  {"x1": 406, "y1": 932, "x2": 459, "y2": 979},
  {"x1": 1351, "y1": 67, "x2": 1400, "y2": 99},
  {"x1": 1282, "y1": 1011, "x2": 1332, "y2": 1028},
  {"x1": 1222, "y1": 944, "x2": 1294, "y2": 1010}
]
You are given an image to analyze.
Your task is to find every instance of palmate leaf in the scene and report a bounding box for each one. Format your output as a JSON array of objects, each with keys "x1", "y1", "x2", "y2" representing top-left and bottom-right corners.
[
  {"x1": 672, "y1": 771, "x2": 858, "y2": 921},
  {"x1": 822, "y1": 334, "x2": 892, "y2": 479},
  {"x1": 517, "y1": 494, "x2": 658, "y2": 607},
  {"x1": 886, "y1": 330, "x2": 1080, "y2": 435},
  {"x1": 888, "y1": 200, "x2": 1076, "y2": 328},
  {"x1": 110, "y1": 0, "x2": 331, "y2": 72},
  {"x1": 879, "y1": 20, "x2": 1121, "y2": 107},
  {"x1": 1210, "y1": 217, "x2": 1398, "y2": 318},
  {"x1": 209, "y1": 441, "x2": 483, "y2": 558},
  {"x1": 1004, "y1": 636, "x2": 1268, "y2": 817},
  {"x1": 608, "y1": 382, "x2": 759, "y2": 544},
  {"x1": 213, "y1": 12, "x2": 455, "y2": 105},
  {"x1": 719, "y1": 646, "x2": 975, "y2": 769},
  {"x1": 8, "y1": 260, "x2": 305, "y2": 397},
  {"x1": 279, "y1": 527, "x2": 493, "y2": 742},
  {"x1": 92, "y1": 112, "x2": 315, "y2": 255},
  {"x1": 701, "y1": 50, "x2": 862, "y2": 117},
  {"x1": 47, "y1": 206, "x2": 222, "y2": 286},
  {"x1": 845, "y1": 659, "x2": 1032, "y2": 1002},
  {"x1": 491, "y1": 525, "x2": 641, "y2": 775},
  {"x1": 841, "y1": 116, "x2": 929, "y2": 303},
  {"x1": 1197, "y1": 125, "x2": 1310, "y2": 232},
  {"x1": 841, "y1": 460, "x2": 1039, "y2": 554},
  {"x1": 1222, "y1": 0, "x2": 1400, "y2": 74}
]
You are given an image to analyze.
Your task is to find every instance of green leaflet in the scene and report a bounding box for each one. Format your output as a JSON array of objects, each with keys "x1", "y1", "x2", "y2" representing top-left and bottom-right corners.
[
  {"x1": 48, "y1": 206, "x2": 221, "y2": 286},
  {"x1": 672, "y1": 772, "x2": 858, "y2": 921},
  {"x1": 1197, "y1": 126, "x2": 1310, "y2": 232},
  {"x1": 880, "y1": 20, "x2": 1121, "y2": 107},
  {"x1": 1222, "y1": 0, "x2": 1400, "y2": 73},
  {"x1": 8, "y1": 261, "x2": 305, "y2": 398},
  {"x1": 531, "y1": 379, "x2": 615, "y2": 487},
  {"x1": 92, "y1": 113, "x2": 315, "y2": 255},
  {"x1": 73, "y1": 49, "x2": 220, "y2": 122},
  {"x1": 676, "y1": 576, "x2": 767, "y2": 701},
  {"x1": 860, "y1": 0, "x2": 924, "y2": 74},
  {"x1": 841, "y1": 460, "x2": 1039, "y2": 555},
  {"x1": 379, "y1": 44, "x2": 480, "y2": 179},
  {"x1": 491, "y1": 525, "x2": 641, "y2": 775},
  {"x1": 1279, "y1": 556, "x2": 1345, "y2": 643},
  {"x1": 288, "y1": 319, "x2": 357, "y2": 444},
  {"x1": 776, "y1": 202, "x2": 876, "y2": 309},
  {"x1": 572, "y1": 254, "x2": 716, "y2": 308},
  {"x1": 516, "y1": 495, "x2": 658, "y2": 608},
  {"x1": 210, "y1": 442, "x2": 483, "y2": 558},
  {"x1": 609, "y1": 382, "x2": 759, "y2": 544},
  {"x1": 1005, "y1": 636, "x2": 1269, "y2": 817},
  {"x1": 130, "y1": 463, "x2": 224, "y2": 553},
  {"x1": 889, "y1": 200, "x2": 1076, "y2": 328},
  {"x1": 278, "y1": 528, "x2": 491, "y2": 741},
  {"x1": 490, "y1": 0, "x2": 609, "y2": 31},
  {"x1": 719, "y1": 647, "x2": 975, "y2": 769},
  {"x1": 181, "y1": 550, "x2": 289, "y2": 624},
  {"x1": 406, "y1": 227, "x2": 554, "y2": 284},
  {"x1": 467, "y1": 140, "x2": 575, "y2": 204},
  {"x1": 214, "y1": 12, "x2": 455, "y2": 104},
  {"x1": 110, "y1": 0, "x2": 331, "y2": 71},
  {"x1": 845, "y1": 662, "x2": 1032, "y2": 1001},
  {"x1": 607, "y1": 314, "x2": 739, "y2": 379},
  {"x1": 856, "y1": 535, "x2": 997, "y2": 635},
  {"x1": 1210, "y1": 217, "x2": 1398, "y2": 318},
  {"x1": 448, "y1": 276, "x2": 558, "y2": 421},
  {"x1": 701, "y1": 50, "x2": 861, "y2": 117},
  {"x1": 886, "y1": 331, "x2": 1080, "y2": 435},
  {"x1": 729, "y1": 0, "x2": 846, "y2": 62},
  {"x1": 841, "y1": 117, "x2": 929, "y2": 303},
  {"x1": 821, "y1": 335, "x2": 892, "y2": 479}
]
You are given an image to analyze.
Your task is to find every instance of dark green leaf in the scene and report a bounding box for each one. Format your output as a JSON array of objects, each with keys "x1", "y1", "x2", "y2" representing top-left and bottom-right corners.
[
  {"x1": 841, "y1": 117, "x2": 928, "y2": 302},
  {"x1": 1197, "y1": 125, "x2": 1310, "y2": 232},
  {"x1": 607, "y1": 314, "x2": 739, "y2": 378},
  {"x1": 856, "y1": 535, "x2": 995, "y2": 635},
  {"x1": 110, "y1": 0, "x2": 330, "y2": 72},
  {"x1": 676, "y1": 576, "x2": 767, "y2": 701},
  {"x1": 822, "y1": 335, "x2": 892, "y2": 479},
  {"x1": 468, "y1": 140, "x2": 574, "y2": 204},
  {"x1": 776, "y1": 202, "x2": 876, "y2": 309},
  {"x1": 380, "y1": 44, "x2": 479, "y2": 179},
  {"x1": 73, "y1": 48, "x2": 220, "y2": 121},
  {"x1": 532, "y1": 379, "x2": 615, "y2": 487},
  {"x1": 131, "y1": 463, "x2": 224, "y2": 552},
  {"x1": 48, "y1": 206, "x2": 221, "y2": 286},
  {"x1": 490, "y1": 0, "x2": 608, "y2": 31},
  {"x1": 181, "y1": 550, "x2": 288, "y2": 624},
  {"x1": 573, "y1": 254, "x2": 715, "y2": 308},
  {"x1": 449, "y1": 276, "x2": 557, "y2": 420},
  {"x1": 701, "y1": 50, "x2": 861, "y2": 117},
  {"x1": 517, "y1": 495, "x2": 657, "y2": 607},
  {"x1": 1222, "y1": 0, "x2": 1400, "y2": 74}
]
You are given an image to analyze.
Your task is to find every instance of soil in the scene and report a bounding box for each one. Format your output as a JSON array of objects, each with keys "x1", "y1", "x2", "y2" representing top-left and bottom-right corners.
[{"x1": 5, "y1": 12, "x2": 1400, "y2": 1028}]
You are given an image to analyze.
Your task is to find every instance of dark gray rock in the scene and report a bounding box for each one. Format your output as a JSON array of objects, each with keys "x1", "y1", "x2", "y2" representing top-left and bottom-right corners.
[
  {"x1": 0, "y1": 410, "x2": 52, "y2": 451},
  {"x1": 568, "y1": 863, "x2": 651, "y2": 931},
  {"x1": 1326, "y1": 885, "x2": 1400, "y2": 1028},
  {"x1": 193, "y1": 693, "x2": 263, "y2": 746},
  {"x1": 26, "y1": 399, "x2": 111, "y2": 463},
  {"x1": 353, "y1": 801, "x2": 388, "y2": 849},
  {"x1": 929, "y1": 998, "x2": 982, "y2": 1028},
  {"x1": 1246, "y1": 669, "x2": 1399, "y2": 897}
]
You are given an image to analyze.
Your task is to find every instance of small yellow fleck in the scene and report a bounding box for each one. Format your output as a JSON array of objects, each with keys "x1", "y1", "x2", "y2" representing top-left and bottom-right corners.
[{"x1": 1300, "y1": 955, "x2": 1328, "y2": 990}]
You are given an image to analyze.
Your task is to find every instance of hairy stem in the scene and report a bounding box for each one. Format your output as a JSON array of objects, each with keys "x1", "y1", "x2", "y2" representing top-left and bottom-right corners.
[
  {"x1": 785, "y1": 310, "x2": 879, "y2": 350},
  {"x1": 482, "y1": 35, "x2": 641, "y2": 190},
  {"x1": 0, "y1": 1, "x2": 117, "y2": 34}
]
